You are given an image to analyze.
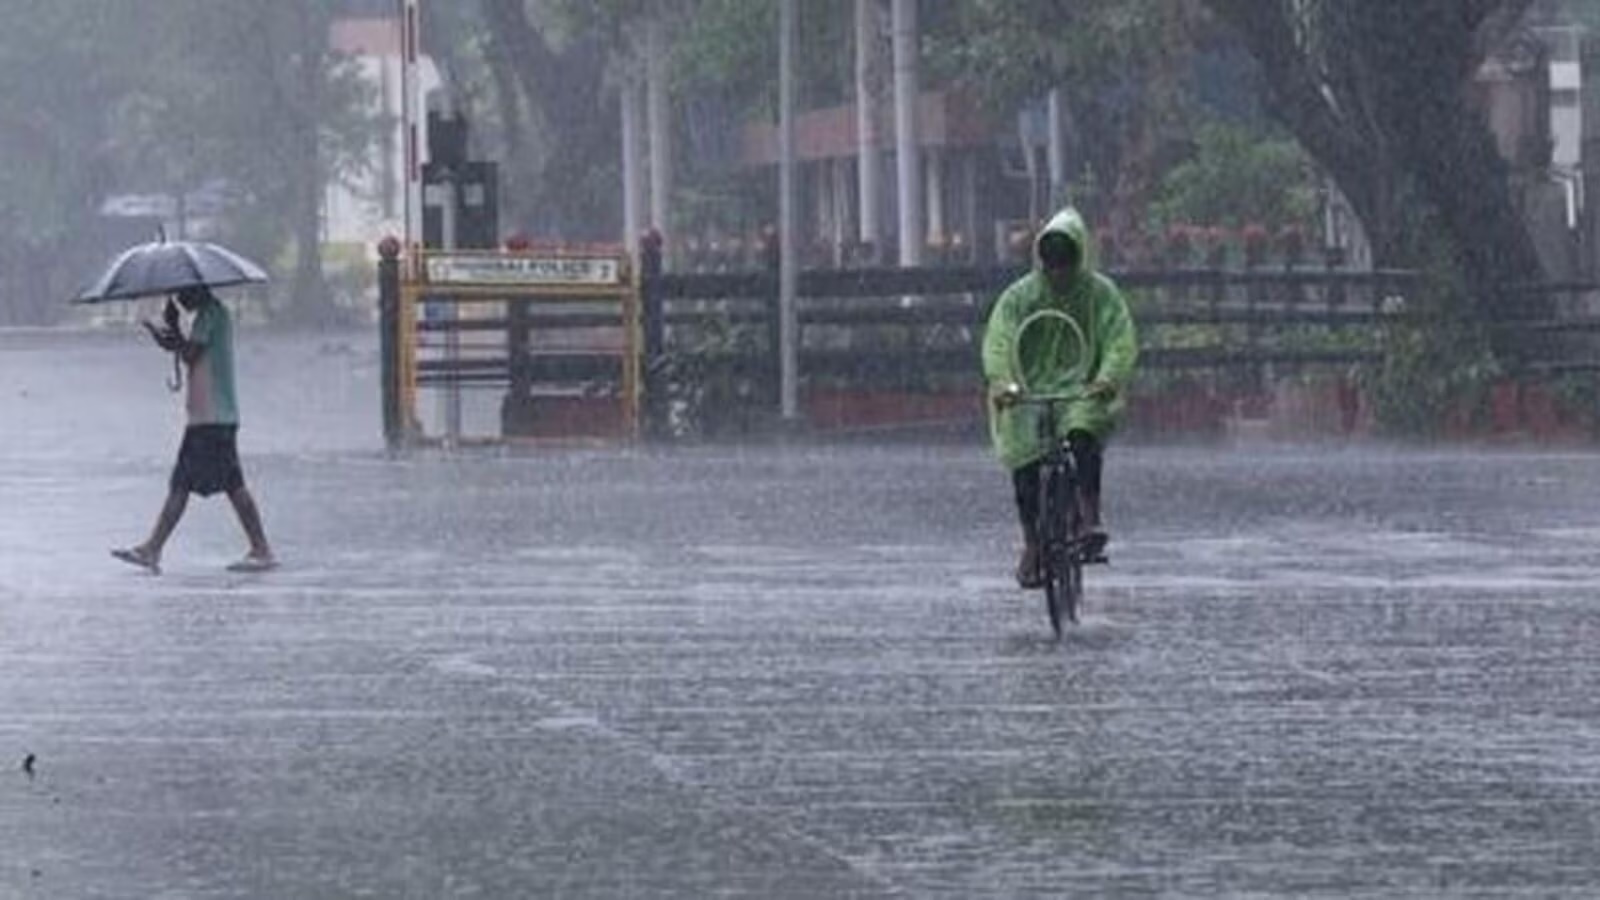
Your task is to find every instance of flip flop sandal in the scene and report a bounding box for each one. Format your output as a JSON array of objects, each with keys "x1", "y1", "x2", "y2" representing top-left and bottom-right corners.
[
  {"x1": 227, "y1": 555, "x2": 279, "y2": 573},
  {"x1": 1016, "y1": 555, "x2": 1044, "y2": 590},
  {"x1": 111, "y1": 547, "x2": 161, "y2": 575},
  {"x1": 1078, "y1": 532, "x2": 1110, "y2": 565}
]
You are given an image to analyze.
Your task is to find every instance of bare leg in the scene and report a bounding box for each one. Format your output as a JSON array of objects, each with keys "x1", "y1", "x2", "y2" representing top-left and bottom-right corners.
[
  {"x1": 114, "y1": 489, "x2": 187, "y2": 572},
  {"x1": 142, "y1": 489, "x2": 190, "y2": 561},
  {"x1": 1067, "y1": 432, "x2": 1108, "y2": 563},
  {"x1": 1067, "y1": 432, "x2": 1105, "y2": 535},
  {"x1": 226, "y1": 486, "x2": 273, "y2": 559},
  {"x1": 1078, "y1": 485, "x2": 1101, "y2": 532},
  {"x1": 1012, "y1": 463, "x2": 1044, "y2": 588}
]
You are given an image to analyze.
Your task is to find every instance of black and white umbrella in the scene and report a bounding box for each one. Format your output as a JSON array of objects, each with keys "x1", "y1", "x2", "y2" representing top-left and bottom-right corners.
[{"x1": 73, "y1": 239, "x2": 268, "y2": 303}]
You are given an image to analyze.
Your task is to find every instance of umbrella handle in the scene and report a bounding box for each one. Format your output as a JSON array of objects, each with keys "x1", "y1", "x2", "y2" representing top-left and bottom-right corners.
[{"x1": 167, "y1": 352, "x2": 183, "y2": 393}]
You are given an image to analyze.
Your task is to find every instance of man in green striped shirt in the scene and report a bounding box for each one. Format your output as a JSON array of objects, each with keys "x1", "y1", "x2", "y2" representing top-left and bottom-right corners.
[{"x1": 112, "y1": 286, "x2": 276, "y2": 575}]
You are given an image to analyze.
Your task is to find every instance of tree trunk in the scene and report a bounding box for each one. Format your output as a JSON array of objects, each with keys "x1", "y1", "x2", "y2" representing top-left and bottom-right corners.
[
  {"x1": 1202, "y1": 0, "x2": 1544, "y2": 303},
  {"x1": 1354, "y1": 2, "x2": 1543, "y2": 296},
  {"x1": 477, "y1": 0, "x2": 614, "y2": 239}
]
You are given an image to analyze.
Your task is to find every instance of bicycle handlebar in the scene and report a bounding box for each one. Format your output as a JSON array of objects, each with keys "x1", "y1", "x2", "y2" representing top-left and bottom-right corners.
[
  {"x1": 993, "y1": 384, "x2": 1087, "y2": 410},
  {"x1": 1007, "y1": 389, "x2": 1086, "y2": 404}
]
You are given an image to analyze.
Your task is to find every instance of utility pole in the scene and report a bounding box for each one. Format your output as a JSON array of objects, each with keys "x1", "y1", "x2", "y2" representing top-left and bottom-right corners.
[
  {"x1": 398, "y1": 0, "x2": 423, "y2": 252},
  {"x1": 856, "y1": 0, "x2": 884, "y2": 261},
  {"x1": 646, "y1": 11, "x2": 673, "y2": 269},
  {"x1": 778, "y1": 0, "x2": 799, "y2": 421},
  {"x1": 1047, "y1": 87, "x2": 1067, "y2": 209},
  {"x1": 1581, "y1": 35, "x2": 1600, "y2": 278},
  {"x1": 620, "y1": 52, "x2": 644, "y2": 257},
  {"x1": 434, "y1": 97, "x2": 462, "y2": 445},
  {"x1": 892, "y1": 0, "x2": 922, "y2": 267}
]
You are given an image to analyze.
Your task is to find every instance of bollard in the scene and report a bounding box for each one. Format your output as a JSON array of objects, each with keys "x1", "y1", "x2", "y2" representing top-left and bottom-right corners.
[
  {"x1": 762, "y1": 225, "x2": 782, "y2": 409},
  {"x1": 377, "y1": 236, "x2": 402, "y2": 450},
  {"x1": 639, "y1": 229, "x2": 665, "y2": 439}
]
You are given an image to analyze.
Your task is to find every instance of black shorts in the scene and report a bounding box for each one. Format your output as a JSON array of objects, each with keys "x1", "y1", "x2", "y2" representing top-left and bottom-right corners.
[{"x1": 170, "y1": 425, "x2": 245, "y2": 497}]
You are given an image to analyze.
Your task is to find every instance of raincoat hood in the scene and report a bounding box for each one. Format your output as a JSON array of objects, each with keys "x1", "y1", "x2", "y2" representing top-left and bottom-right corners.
[{"x1": 1033, "y1": 207, "x2": 1096, "y2": 282}]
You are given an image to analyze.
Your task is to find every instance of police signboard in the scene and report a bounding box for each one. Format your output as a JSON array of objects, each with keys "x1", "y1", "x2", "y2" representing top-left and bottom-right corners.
[{"x1": 424, "y1": 254, "x2": 623, "y2": 287}]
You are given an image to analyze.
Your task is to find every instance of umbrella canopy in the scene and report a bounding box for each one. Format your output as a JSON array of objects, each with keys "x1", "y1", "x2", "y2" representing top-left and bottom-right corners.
[{"x1": 73, "y1": 239, "x2": 268, "y2": 303}]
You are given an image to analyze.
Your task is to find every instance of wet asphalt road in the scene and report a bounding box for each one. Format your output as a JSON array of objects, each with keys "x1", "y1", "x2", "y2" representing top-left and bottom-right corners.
[{"x1": 3, "y1": 329, "x2": 1600, "y2": 897}]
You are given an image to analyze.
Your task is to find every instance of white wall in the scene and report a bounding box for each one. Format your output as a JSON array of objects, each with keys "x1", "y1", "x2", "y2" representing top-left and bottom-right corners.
[{"x1": 322, "y1": 42, "x2": 440, "y2": 253}]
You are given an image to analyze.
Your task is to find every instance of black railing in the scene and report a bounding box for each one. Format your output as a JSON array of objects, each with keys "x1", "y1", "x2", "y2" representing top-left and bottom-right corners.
[{"x1": 381, "y1": 236, "x2": 1600, "y2": 444}]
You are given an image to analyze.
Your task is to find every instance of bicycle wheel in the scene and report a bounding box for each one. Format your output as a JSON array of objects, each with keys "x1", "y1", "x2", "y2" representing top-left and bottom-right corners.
[
  {"x1": 1062, "y1": 500, "x2": 1085, "y2": 625},
  {"x1": 1045, "y1": 563, "x2": 1069, "y2": 637},
  {"x1": 1040, "y1": 461, "x2": 1072, "y2": 638}
]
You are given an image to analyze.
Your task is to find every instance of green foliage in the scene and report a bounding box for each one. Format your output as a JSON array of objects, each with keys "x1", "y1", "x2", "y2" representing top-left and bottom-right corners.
[
  {"x1": 155, "y1": 2, "x2": 383, "y2": 291},
  {"x1": 1364, "y1": 251, "x2": 1504, "y2": 436},
  {"x1": 655, "y1": 310, "x2": 767, "y2": 438},
  {"x1": 0, "y1": 0, "x2": 382, "y2": 322},
  {"x1": 1149, "y1": 123, "x2": 1318, "y2": 230},
  {"x1": 0, "y1": 2, "x2": 135, "y2": 237},
  {"x1": 1369, "y1": 317, "x2": 1502, "y2": 436},
  {"x1": 1550, "y1": 372, "x2": 1599, "y2": 433},
  {"x1": 0, "y1": 2, "x2": 155, "y2": 319},
  {"x1": 672, "y1": 0, "x2": 776, "y2": 98},
  {"x1": 1539, "y1": 0, "x2": 1600, "y2": 29},
  {"x1": 669, "y1": 0, "x2": 854, "y2": 117},
  {"x1": 927, "y1": 0, "x2": 1176, "y2": 109}
]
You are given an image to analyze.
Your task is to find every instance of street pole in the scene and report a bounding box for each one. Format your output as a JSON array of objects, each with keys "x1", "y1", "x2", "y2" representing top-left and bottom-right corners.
[
  {"x1": 621, "y1": 60, "x2": 644, "y2": 258},
  {"x1": 438, "y1": 98, "x2": 461, "y2": 445},
  {"x1": 399, "y1": 0, "x2": 423, "y2": 254},
  {"x1": 1581, "y1": 35, "x2": 1600, "y2": 280},
  {"x1": 778, "y1": 0, "x2": 799, "y2": 421},
  {"x1": 855, "y1": 0, "x2": 883, "y2": 260},
  {"x1": 440, "y1": 169, "x2": 460, "y2": 444},
  {"x1": 892, "y1": 0, "x2": 922, "y2": 267},
  {"x1": 1047, "y1": 87, "x2": 1067, "y2": 209},
  {"x1": 646, "y1": 12, "x2": 673, "y2": 270}
]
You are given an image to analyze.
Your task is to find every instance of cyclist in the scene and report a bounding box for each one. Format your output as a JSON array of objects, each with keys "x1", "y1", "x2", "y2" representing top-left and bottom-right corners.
[{"x1": 983, "y1": 207, "x2": 1138, "y2": 589}]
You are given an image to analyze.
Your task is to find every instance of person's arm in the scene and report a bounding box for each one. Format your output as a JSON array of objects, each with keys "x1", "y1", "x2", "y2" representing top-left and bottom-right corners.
[
  {"x1": 1089, "y1": 283, "x2": 1138, "y2": 398},
  {"x1": 141, "y1": 319, "x2": 181, "y2": 352},
  {"x1": 982, "y1": 282, "x2": 1023, "y2": 395},
  {"x1": 139, "y1": 297, "x2": 181, "y2": 350},
  {"x1": 168, "y1": 304, "x2": 212, "y2": 365}
]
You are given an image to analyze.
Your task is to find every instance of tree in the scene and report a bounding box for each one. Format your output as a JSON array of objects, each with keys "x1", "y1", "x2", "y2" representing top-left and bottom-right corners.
[
  {"x1": 0, "y1": 0, "x2": 382, "y2": 324},
  {"x1": 158, "y1": 0, "x2": 382, "y2": 322},
  {"x1": 1200, "y1": 1, "x2": 1554, "y2": 433},
  {"x1": 1200, "y1": 0, "x2": 1543, "y2": 314},
  {"x1": 0, "y1": 0, "x2": 145, "y2": 322},
  {"x1": 1150, "y1": 122, "x2": 1317, "y2": 230},
  {"x1": 928, "y1": 0, "x2": 1215, "y2": 251},
  {"x1": 475, "y1": 0, "x2": 618, "y2": 239},
  {"x1": 457, "y1": 0, "x2": 869, "y2": 243}
]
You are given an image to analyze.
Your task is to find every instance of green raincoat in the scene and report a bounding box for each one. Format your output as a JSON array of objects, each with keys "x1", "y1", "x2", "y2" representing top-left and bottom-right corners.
[{"x1": 982, "y1": 208, "x2": 1138, "y2": 470}]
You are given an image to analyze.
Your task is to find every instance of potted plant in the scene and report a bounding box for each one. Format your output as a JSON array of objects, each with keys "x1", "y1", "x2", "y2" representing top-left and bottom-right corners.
[{"x1": 1241, "y1": 223, "x2": 1269, "y2": 268}]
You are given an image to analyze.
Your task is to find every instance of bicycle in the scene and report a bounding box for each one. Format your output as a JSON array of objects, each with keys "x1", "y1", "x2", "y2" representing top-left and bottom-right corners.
[{"x1": 999, "y1": 308, "x2": 1105, "y2": 638}]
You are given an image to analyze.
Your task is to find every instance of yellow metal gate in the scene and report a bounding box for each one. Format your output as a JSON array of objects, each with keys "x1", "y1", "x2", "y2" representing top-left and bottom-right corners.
[{"x1": 387, "y1": 246, "x2": 640, "y2": 447}]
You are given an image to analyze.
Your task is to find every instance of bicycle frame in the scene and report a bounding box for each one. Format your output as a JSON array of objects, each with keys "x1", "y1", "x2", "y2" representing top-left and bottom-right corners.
[
  {"x1": 1006, "y1": 306, "x2": 1094, "y2": 636},
  {"x1": 1013, "y1": 390, "x2": 1088, "y2": 636}
]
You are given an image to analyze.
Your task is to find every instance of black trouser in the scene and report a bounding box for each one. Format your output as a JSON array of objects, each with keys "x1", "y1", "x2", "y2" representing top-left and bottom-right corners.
[{"x1": 1013, "y1": 430, "x2": 1103, "y2": 541}]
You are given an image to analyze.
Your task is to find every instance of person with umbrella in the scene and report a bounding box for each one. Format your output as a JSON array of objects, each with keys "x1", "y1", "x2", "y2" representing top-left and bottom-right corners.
[{"x1": 79, "y1": 238, "x2": 277, "y2": 574}]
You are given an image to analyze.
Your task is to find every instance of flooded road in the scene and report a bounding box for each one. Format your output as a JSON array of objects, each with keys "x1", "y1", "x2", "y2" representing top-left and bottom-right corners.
[{"x1": 3, "y1": 330, "x2": 1600, "y2": 896}]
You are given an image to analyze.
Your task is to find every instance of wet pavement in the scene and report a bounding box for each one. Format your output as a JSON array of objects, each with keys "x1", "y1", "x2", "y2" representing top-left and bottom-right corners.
[{"x1": 4, "y1": 329, "x2": 1600, "y2": 896}]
